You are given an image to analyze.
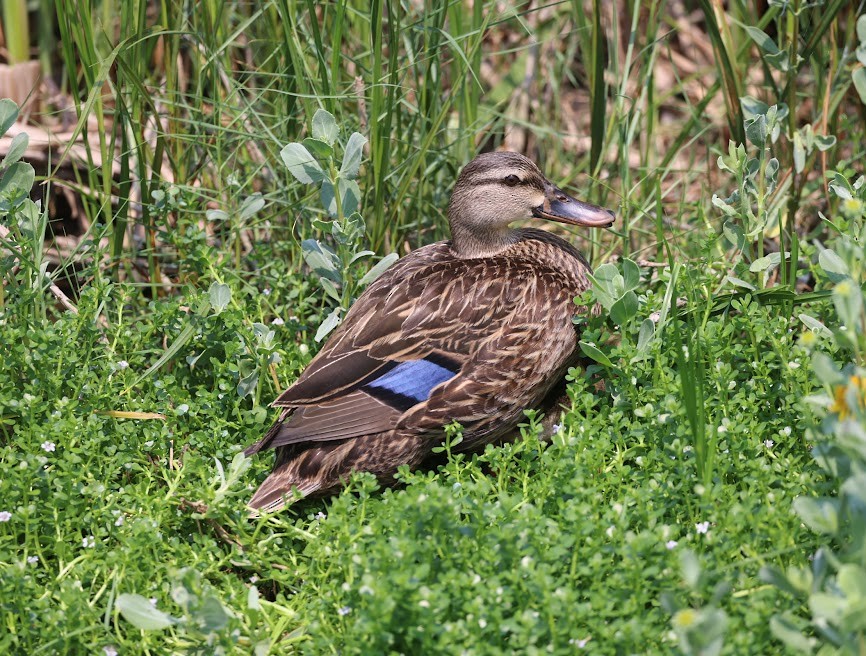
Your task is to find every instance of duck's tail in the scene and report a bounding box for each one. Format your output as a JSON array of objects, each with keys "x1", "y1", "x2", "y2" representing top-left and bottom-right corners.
[
  {"x1": 247, "y1": 431, "x2": 430, "y2": 514},
  {"x1": 247, "y1": 445, "x2": 327, "y2": 514}
]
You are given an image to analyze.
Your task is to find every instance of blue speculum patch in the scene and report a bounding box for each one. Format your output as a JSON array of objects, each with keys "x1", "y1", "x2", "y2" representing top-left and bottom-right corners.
[{"x1": 366, "y1": 359, "x2": 456, "y2": 403}]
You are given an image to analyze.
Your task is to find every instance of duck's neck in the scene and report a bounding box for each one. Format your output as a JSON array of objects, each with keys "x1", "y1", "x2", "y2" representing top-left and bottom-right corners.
[{"x1": 449, "y1": 223, "x2": 521, "y2": 259}]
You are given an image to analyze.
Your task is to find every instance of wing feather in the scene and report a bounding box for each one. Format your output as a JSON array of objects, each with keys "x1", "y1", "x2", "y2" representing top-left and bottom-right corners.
[
  {"x1": 266, "y1": 391, "x2": 401, "y2": 447},
  {"x1": 254, "y1": 240, "x2": 578, "y2": 453}
]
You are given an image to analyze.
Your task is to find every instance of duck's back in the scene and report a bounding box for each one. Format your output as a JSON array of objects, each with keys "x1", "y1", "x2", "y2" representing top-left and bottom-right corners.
[{"x1": 263, "y1": 230, "x2": 593, "y2": 453}]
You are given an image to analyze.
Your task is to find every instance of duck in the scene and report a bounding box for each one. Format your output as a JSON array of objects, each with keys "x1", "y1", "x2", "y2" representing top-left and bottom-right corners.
[{"x1": 244, "y1": 151, "x2": 615, "y2": 513}]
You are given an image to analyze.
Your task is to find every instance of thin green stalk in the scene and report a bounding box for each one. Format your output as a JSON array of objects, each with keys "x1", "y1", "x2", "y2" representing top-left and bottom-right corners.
[
  {"x1": 3, "y1": 0, "x2": 29, "y2": 63},
  {"x1": 695, "y1": 0, "x2": 745, "y2": 144}
]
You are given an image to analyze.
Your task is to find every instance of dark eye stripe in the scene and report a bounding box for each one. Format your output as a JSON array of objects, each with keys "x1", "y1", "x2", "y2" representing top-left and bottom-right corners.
[{"x1": 464, "y1": 176, "x2": 538, "y2": 189}]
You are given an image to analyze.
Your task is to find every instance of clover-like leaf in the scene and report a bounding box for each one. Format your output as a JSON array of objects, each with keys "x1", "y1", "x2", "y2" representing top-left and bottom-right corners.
[
  {"x1": 281, "y1": 142, "x2": 325, "y2": 184},
  {"x1": 303, "y1": 137, "x2": 334, "y2": 159},
  {"x1": 818, "y1": 249, "x2": 848, "y2": 282},
  {"x1": 116, "y1": 593, "x2": 176, "y2": 630},
  {"x1": 312, "y1": 109, "x2": 338, "y2": 145},
  {"x1": 208, "y1": 282, "x2": 232, "y2": 314},
  {"x1": 853, "y1": 68, "x2": 866, "y2": 105},
  {"x1": 359, "y1": 252, "x2": 399, "y2": 286},
  {"x1": 315, "y1": 307, "x2": 342, "y2": 342},
  {"x1": 740, "y1": 95, "x2": 769, "y2": 118},
  {"x1": 745, "y1": 115, "x2": 767, "y2": 148},
  {"x1": 1, "y1": 131, "x2": 28, "y2": 169},
  {"x1": 340, "y1": 132, "x2": 367, "y2": 180},
  {"x1": 610, "y1": 290, "x2": 639, "y2": 326},
  {"x1": 239, "y1": 193, "x2": 265, "y2": 221},
  {"x1": 622, "y1": 258, "x2": 640, "y2": 292},
  {"x1": 0, "y1": 98, "x2": 19, "y2": 136},
  {"x1": 722, "y1": 221, "x2": 745, "y2": 251},
  {"x1": 793, "y1": 496, "x2": 839, "y2": 536},
  {"x1": 302, "y1": 238, "x2": 341, "y2": 283}
]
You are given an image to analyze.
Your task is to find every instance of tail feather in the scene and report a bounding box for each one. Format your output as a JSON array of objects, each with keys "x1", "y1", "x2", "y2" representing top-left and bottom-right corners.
[
  {"x1": 244, "y1": 409, "x2": 292, "y2": 457},
  {"x1": 248, "y1": 471, "x2": 322, "y2": 514},
  {"x1": 246, "y1": 430, "x2": 428, "y2": 513}
]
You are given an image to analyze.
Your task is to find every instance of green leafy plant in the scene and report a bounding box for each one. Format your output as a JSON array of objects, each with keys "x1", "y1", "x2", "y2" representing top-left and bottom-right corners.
[
  {"x1": 578, "y1": 257, "x2": 657, "y2": 371},
  {"x1": 0, "y1": 98, "x2": 52, "y2": 319},
  {"x1": 281, "y1": 109, "x2": 398, "y2": 341},
  {"x1": 116, "y1": 567, "x2": 269, "y2": 655},
  {"x1": 851, "y1": 15, "x2": 866, "y2": 104},
  {"x1": 662, "y1": 549, "x2": 731, "y2": 656},
  {"x1": 761, "y1": 180, "x2": 866, "y2": 654},
  {"x1": 713, "y1": 105, "x2": 836, "y2": 291}
]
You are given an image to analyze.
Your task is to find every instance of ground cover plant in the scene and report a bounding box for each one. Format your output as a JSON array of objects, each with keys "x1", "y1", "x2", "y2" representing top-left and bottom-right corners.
[{"x1": 1, "y1": 1, "x2": 866, "y2": 654}]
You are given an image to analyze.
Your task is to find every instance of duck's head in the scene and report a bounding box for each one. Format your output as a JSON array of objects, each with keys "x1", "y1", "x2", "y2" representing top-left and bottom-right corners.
[{"x1": 447, "y1": 151, "x2": 614, "y2": 258}]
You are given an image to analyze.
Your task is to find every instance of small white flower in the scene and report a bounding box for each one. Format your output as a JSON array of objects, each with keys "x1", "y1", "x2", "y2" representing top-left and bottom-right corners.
[
  {"x1": 0, "y1": 511, "x2": 11, "y2": 522},
  {"x1": 666, "y1": 540, "x2": 678, "y2": 550},
  {"x1": 114, "y1": 515, "x2": 124, "y2": 527},
  {"x1": 788, "y1": 361, "x2": 800, "y2": 369},
  {"x1": 359, "y1": 585, "x2": 373, "y2": 595},
  {"x1": 82, "y1": 536, "x2": 95, "y2": 548},
  {"x1": 478, "y1": 618, "x2": 487, "y2": 628},
  {"x1": 116, "y1": 360, "x2": 129, "y2": 370},
  {"x1": 764, "y1": 439, "x2": 774, "y2": 449},
  {"x1": 717, "y1": 425, "x2": 727, "y2": 434},
  {"x1": 695, "y1": 521, "x2": 710, "y2": 535},
  {"x1": 27, "y1": 556, "x2": 38, "y2": 564},
  {"x1": 520, "y1": 555, "x2": 533, "y2": 568},
  {"x1": 103, "y1": 646, "x2": 118, "y2": 656},
  {"x1": 272, "y1": 317, "x2": 285, "y2": 326},
  {"x1": 780, "y1": 426, "x2": 791, "y2": 437},
  {"x1": 299, "y1": 344, "x2": 309, "y2": 355},
  {"x1": 418, "y1": 600, "x2": 430, "y2": 608},
  {"x1": 249, "y1": 575, "x2": 259, "y2": 584},
  {"x1": 569, "y1": 637, "x2": 590, "y2": 648},
  {"x1": 605, "y1": 525, "x2": 615, "y2": 538},
  {"x1": 263, "y1": 288, "x2": 272, "y2": 296},
  {"x1": 338, "y1": 606, "x2": 352, "y2": 616},
  {"x1": 315, "y1": 511, "x2": 326, "y2": 520},
  {"x1": 551, "y1": 423, "x2": 562, "y2": 434},
  {"x1": 41, "y1": 441, "x2": 56, "y2": 452}
]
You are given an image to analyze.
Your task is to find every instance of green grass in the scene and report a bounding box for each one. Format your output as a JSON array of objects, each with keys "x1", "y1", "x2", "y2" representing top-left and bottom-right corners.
[
  {"x1": 0, "y1": 281, "x2": 834, "y2": 653},
  {"x1": 3, "y1": 0, "x2": 866, "y2": 653}
]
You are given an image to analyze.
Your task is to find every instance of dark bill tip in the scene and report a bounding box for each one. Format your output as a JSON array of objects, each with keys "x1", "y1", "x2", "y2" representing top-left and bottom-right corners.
[{"x1": 532, "y1": 188, "x2": 615, "y2": 228}]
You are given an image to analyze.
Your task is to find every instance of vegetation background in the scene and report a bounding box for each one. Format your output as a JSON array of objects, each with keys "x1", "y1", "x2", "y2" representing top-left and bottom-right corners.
[{"x1": 1, "y1": 0, "x2": 866, "y2": 653}]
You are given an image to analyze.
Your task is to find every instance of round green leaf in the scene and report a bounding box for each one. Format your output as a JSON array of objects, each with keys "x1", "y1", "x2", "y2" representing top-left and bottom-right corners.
[
  {"x1": 853, "y1": 68, "x2": 866, "y2": 105},
  {"x1": 0, "y1": 98, "x2": 19, "y2": 136},
  {"x1": 303, "y1": 137, "x2": 334, "y2": 159},
  {"x1": 208, "y1": 282, "x2": 232, "y2": 314},
  {"x1": 116, "y1": 593, "x2": 175, "y2": 630},
  {"x1": 280, "y1": 143, "x2": 324, "y2": 184},
  {"x1": 340, "y1": 132, "x2": 367, "y2": 180},
  {"x1": 312, "y1": 109, "x2": 338, "y2": 145},
  {"x1": 2, "y1": 131, "x2": 29, "y2": 168},
  {"x1": 817, "y1": 249, "x2": 848, "y2": 282},
  {"x1": 793, "y1": 496, "x2": 839, "y2": 535}
]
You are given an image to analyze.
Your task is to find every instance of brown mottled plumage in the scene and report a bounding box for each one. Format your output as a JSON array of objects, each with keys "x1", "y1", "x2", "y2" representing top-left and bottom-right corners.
[{"x1": 245, "y1": 152, "x2": 615, "y2": 512}]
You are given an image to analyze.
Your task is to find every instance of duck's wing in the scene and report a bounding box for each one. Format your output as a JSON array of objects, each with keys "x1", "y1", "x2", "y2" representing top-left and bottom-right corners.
[{"x1": 245, "y1": 252, "x2": 537, "y2": 455}]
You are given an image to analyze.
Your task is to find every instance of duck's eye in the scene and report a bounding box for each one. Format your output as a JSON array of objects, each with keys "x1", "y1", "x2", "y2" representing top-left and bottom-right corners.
[{"x1": 503, "y1": 174, "x2": 521, "y2": 187}]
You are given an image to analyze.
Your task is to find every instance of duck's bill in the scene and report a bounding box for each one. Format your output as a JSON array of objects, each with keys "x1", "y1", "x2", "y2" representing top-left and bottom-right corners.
[{"x1": 533, "y1": 189, "x2": 615, "y2": 228}]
